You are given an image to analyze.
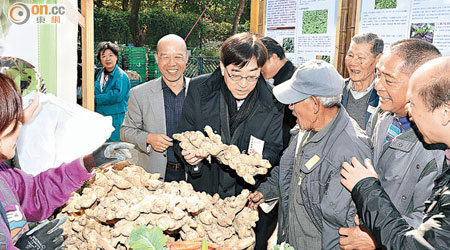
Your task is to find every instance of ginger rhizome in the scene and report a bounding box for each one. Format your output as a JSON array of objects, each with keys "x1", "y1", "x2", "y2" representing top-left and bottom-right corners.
[
  {"x1": 60, "y1": 161, "x2": 258, "y2": 250},
  {"x1": 173, "y1": 126, "x2": 271, "y2": 185}
]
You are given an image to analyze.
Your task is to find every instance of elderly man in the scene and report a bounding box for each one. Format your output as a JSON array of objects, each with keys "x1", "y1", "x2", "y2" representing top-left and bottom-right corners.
[
  {"x1": 261, "y1": 36, "x2": 297, "y2": 150},
  {"x1": 338, "y1": 39, "x2": 445, "y2": 249},
  {"x1": 248, "y1": 60, "x2": 372, "y2": 250},
  {"x1": 121, "y1": 34, "x2": 189, "y2": 181},
  {"x1": 342, "y1": 33, "x2": 383, "y2": 129},
  {"x1": 340, "y1": 56, "x2": 450, "y2": 249}
]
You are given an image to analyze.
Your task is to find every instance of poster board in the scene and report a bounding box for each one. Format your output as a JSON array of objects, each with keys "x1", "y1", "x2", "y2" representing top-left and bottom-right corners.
[
  {"x1": 356, "y1": 0, "x2": 450, "y2": 55},
  {"x1": 264, "y1": 0, "x2": 343, "y2": 67},
  {"x1": 0, "y1": 0, "x2": 78, "y2": 102}
]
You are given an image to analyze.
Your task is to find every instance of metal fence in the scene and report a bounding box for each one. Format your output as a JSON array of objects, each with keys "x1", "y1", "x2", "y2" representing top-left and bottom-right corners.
[{"x1": 185, "y1": 56, "x2": 220, "y2": 78}]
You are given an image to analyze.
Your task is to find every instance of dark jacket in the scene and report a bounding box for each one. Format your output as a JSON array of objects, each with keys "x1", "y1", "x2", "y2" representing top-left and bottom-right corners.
[
  {"x1": 341, "y1": 78, "x2": 379, "y2": 127},
  {"x1": 352, "y1": 159, "x2": 450, "y2": 249},
  {"x1": 176, "y1": 69, "x2": 283, "y2": 198},
  {"x1": 259, "y1": 108, "x2": 373, "y2": 249},
  {"x1": 273, "y1": 61, "x2": 297, "y2": 150}
]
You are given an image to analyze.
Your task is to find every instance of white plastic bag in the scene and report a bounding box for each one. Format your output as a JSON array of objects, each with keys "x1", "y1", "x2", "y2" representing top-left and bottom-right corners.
[{"x1": 17, "y1": 92, "x2": 114, "y2": 175}]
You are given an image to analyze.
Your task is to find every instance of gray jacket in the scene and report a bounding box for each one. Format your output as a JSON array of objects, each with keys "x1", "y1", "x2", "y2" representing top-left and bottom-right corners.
[
  {"x1": 259, "y1": 108, "x2": 372, "y2": 249},
  {"x1": 366, "y1": 108, "x2": 444, "y2": 228},
  {"x1": 120, "y1": 77, "x2": 190, "y2": 179}
]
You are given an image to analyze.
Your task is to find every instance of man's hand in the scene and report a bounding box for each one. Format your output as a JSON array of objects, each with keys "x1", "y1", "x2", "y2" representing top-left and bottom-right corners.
[
  {"x1": 181, "y1": 149, "x2": 206, "y2": 165},
  {"x1": 247, "y1": 191, "x2": 264, "y2": 210},
  {"x1": 23, "y1": 91, "x2": 42, "y2": 124},
  {"x1": 340, "y1": 157, "x2": 378, "y2": 192},
  {"x1": 339, "y1": 226, "x2": 376, "y2": 250},
  {"x1": 147, "y1": 133, "x2": 173, "y2": 152},
  {"x1": 92, "y1": 142, "x2": 135, "y2": 168},
  {"x1": 15, "y1": 216, "x2": 66, "y2": 250}
]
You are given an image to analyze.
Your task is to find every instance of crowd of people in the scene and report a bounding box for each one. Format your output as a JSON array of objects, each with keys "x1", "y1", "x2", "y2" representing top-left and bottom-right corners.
[
  {"x1": 0, "y1": 30, "x2": 449, "y2": 249},
  {"x1": 116, "y1": 32, "x2": 449, "y2": 250}
]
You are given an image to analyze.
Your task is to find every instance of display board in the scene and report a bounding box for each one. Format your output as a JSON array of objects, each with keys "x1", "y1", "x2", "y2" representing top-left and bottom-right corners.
[
  {"x1": 0, "y1": 0, "x2": 78, "y2": 102},
  {"x1": 264, "y1": 0, "x2": 343, "y2": 66},
  {"x1": 357, "y1": 0, "x2": 450, "y2": 55}
]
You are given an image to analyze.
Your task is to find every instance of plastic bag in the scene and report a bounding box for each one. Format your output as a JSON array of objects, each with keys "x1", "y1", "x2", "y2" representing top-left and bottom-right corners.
[{"x1": 16, "y1": 92, "x2": 114, "y2": 175}]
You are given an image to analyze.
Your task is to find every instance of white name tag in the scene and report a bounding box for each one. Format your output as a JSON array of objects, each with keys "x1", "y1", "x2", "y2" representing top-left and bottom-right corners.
[
  {"x1": 367, "y1": 105, "x2": 376, "y2": 114},
  {"x1": 248, "y1": 136, "x2": 264, "y2": 155}
]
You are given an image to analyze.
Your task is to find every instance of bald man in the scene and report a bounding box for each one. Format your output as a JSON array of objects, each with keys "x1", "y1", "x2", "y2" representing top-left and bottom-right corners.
[
  {"x1": 121, "y1": 34, "x2": 190, "y2": 181},
  {"x1": 340, "y1": 56, "x2": 450, "y2": 249}
]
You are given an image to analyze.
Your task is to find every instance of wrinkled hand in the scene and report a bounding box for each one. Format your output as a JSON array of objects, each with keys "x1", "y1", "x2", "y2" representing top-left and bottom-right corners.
[
  {"x1": 15, "y1": 216, "x2": 66, "y2": 250},
  {"x1": 147, "y1": 133, "x2": 173, "y2": 152},
  {"x1": 181, "y1": 149, "x2": 207, "y2": 165},
  {"x1": 339, "y1": 225, "x2": 376, "y2": 250},
  {"x1": 248, "y1": 191, "x2": 264, "y2": 210},
  {"x1": 340, "y1": 157, "x2": 378, "y2": 192},
  {"x1": 92, "y1": 142, "x2": 135, "y2": 168},
  {"x1": 23, "y1": 91, "x2": 42, "y2": 124}
]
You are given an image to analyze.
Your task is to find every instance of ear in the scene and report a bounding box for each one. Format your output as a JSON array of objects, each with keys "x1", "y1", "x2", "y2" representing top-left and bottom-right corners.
[
  {"x1": 311, "y1": 96, "x2": 320, "y2": 114},
  {"x1": 219, "y1": 62, "x2": 225, "y2": 76},
  {"x1": 154, "y1": 53, "x2": 159, "y2": 65},
  {"x1": 440, "y1": 103, "x2": 450, "y2": 126},
  {"x1": 375, "y1": 53, "x2": 382, "y2": 63}
]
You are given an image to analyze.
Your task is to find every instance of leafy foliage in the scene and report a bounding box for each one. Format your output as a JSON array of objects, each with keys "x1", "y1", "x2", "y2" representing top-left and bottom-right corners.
[
  {"x1": 273, "y1": 242, "x2": 295, "y2": 250},
  {"x1": 302, "y1": 10, "x2": 328, "y2": 34},
  {"x1": 375, "y1": 0, "x2": 397, "y2": 10},
  {"x1": 94, "y1": 8, "x2": 249, "y2": 46},
  {"x1": 128, "y1": 226, "x2": 168, "y2": 250}
]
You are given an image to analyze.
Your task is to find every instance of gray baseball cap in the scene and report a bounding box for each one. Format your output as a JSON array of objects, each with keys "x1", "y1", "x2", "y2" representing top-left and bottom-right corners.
[{"x1": 273, "y1": 59, "x2": 344, "y2": 104}]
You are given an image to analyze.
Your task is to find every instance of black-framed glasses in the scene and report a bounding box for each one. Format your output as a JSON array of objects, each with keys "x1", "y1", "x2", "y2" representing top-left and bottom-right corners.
[{"x1": 225, "y1": 67, "x2": 259, "y2": 83}]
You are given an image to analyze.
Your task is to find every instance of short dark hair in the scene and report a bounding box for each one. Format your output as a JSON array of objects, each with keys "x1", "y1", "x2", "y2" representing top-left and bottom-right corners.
[
  {"x1": 390, "y1": 39, "x2": 441, "y2": 74},
  {"x1": 0, "y1": 73, "x2": 23, "y2": 137},
  {"x1": 261, "y1": 36, "x2": 285, "y2": 59},
  {"x1": 351, "y1": 33, "x2": 384, "y2": 56},
  {"x1": 96, "y1": 41, "x2": 120, "y2": 61},
  {"x1": 221, "y1": 33, "x2": 268, "y2": 68},
  {"x1": 419, "y1": 76, "x2": 450, "y2": 111}
]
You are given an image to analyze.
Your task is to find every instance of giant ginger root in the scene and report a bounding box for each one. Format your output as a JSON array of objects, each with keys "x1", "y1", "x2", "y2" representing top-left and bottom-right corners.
[
  {"x1": 61, "y1": 162, "x2": 257, "y2": 250},
  {"x1": 173, "y1": 126, "x2": 271, "y2": 185}
]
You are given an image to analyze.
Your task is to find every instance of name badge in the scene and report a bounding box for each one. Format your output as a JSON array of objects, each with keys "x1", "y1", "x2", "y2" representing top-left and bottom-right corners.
[
  {"x1": 248, "y1": 136, "x2": 264, "y2": 155},
  {"x1": 367, "y1": 105, "x2": 376, "y2": 114},
  {"x1": 305, "y1": 155, "x2": 320, "y2": 170}
]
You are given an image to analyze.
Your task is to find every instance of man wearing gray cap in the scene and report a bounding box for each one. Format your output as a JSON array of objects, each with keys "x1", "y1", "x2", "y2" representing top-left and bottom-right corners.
[{"x1": 248, "y1": 60, "x2": 372, "y2": 249}]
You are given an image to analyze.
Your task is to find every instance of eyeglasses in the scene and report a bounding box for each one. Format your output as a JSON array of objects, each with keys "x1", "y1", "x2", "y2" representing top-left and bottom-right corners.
[{"x1": 225, "y1": 67, "x2": 259, "y2": 83}]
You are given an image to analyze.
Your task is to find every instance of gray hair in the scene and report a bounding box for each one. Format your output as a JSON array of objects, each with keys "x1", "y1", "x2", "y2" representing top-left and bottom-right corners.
[
  {"x1": 351, "y1": 33, "x2": 384, "y2": 56},
  {"x1": 317, "y1": 94, "x2": 342, "y2": 108},
  {"x1": 390, "y1": 39, "x2": 441, "y2": 74}
]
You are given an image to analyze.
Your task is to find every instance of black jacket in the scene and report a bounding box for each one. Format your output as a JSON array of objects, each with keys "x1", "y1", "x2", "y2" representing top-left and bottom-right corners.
[
  {"x1": 352, "y1": 159, "x2": 450, "y2": 249},
  {"x1": 273, "y1": 61, "x2": 297, "y2": 150},
  {"x1": 176, "y1": 69, "x2": 283, "y2": 198}
]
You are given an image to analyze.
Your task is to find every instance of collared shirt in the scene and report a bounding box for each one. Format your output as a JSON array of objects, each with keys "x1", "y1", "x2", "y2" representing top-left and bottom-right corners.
[
  {"x1": 161, "y1": 78, "x2": 186, "y2": 164},
  {"x1": 348, "y1": 79, "x2": 375, "y2": 100}
]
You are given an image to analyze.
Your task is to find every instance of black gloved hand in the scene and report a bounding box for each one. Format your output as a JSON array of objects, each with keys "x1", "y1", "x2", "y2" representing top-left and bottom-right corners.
[
  {"x1": 15, "y1": 216, "x2": 66, "y2": 250},
  {"x1": 92, "y1": 142, "x2": 135, "y2": 168}
]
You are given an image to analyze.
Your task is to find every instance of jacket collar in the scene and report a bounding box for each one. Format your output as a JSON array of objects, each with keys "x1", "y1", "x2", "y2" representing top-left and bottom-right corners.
[
  {"x1": 273, "y1": 60, "x2": 295, "y2": 86},
  {"x1": 300, "y1": 108, "x2": 351, "y2": 173}
]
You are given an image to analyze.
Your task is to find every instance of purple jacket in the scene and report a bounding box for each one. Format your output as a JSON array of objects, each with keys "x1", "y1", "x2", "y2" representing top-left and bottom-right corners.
[{"x1": 0, "y1": 158, "x2": 93, "y2": 250}]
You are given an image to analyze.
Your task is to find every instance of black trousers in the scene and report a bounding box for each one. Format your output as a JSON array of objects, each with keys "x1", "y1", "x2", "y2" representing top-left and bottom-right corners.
[
  {"x1": 164, "y1": 167, "x2": 185, "y2": 182},
  {"x1": 254, "y1": 204, "x2": 278, "y2": 250}
]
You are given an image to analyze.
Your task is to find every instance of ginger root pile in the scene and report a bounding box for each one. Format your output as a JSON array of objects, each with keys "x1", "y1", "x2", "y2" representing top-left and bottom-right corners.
[
  {"x1": 60, "y1": 162, "x2": 258, "y2": 250},
  {"x1": 173, "y1": 126, "x2": 272, "y2": 185}
]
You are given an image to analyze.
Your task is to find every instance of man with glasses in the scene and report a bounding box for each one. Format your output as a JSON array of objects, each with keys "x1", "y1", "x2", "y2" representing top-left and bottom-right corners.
[{"x1": 176, "y1": 32, "x2": 283, "y2": 200}]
